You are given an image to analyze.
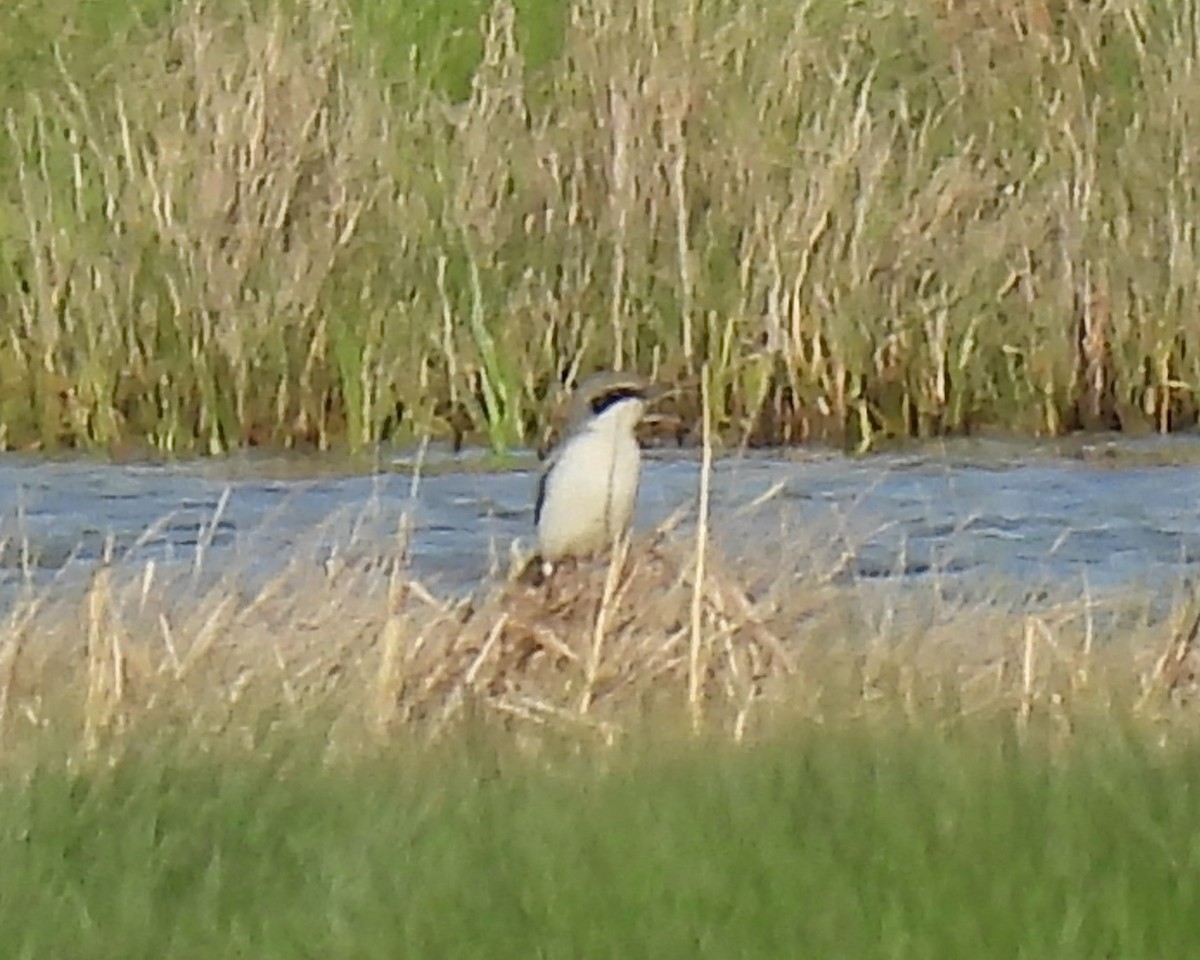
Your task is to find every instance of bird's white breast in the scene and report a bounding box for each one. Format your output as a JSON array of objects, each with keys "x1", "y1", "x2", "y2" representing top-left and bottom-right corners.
[{"x1": 536, "y1": 406, "x2": 643, "y2": 562}]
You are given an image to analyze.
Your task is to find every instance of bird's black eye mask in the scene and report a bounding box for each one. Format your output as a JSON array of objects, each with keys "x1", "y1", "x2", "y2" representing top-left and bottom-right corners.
[{"x1": 590, "y1": 386, "x2": 646, "y2": 417}]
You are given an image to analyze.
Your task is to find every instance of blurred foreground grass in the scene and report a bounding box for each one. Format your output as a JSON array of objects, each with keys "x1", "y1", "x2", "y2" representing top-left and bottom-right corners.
[
  {"x1": 1, "y1": 0, "x2": 1198, "y2": 454},
  {"x1": 4, "y1": 718, "x2": 1200, "y2": 957}
]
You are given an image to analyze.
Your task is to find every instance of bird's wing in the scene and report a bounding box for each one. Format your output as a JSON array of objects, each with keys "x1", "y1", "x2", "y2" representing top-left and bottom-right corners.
[{"x1": 533, "y1": 456, "x2": 552, "y2": 526}]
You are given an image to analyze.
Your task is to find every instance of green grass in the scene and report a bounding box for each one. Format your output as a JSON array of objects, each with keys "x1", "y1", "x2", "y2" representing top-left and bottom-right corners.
[
  {"x1": 4, "y1": 719, "x2": 1200, "y2": 957},
  {"x1": 1, "y1": 0, "x2": 1199, "y2": 454}
]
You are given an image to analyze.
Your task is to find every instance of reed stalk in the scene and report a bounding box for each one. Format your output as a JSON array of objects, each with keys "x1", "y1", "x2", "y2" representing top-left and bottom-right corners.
[{"x1": 0, "y1": 0, "x2": 1198, "y2": 454}]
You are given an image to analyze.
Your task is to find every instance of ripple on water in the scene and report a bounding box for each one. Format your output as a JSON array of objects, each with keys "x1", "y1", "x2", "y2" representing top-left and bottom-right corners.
[{"x1": 0, "y1": 438, "x2": 1197, "y2": 609}]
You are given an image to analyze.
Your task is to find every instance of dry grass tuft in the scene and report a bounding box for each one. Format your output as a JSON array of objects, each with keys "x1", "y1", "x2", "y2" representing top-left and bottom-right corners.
[
  {"x1": 440, "y1": 537, "x2": 794, "y2": 740},
  {"x1": 1, "y1": 512, "x2": 1198, "y2": 762}
]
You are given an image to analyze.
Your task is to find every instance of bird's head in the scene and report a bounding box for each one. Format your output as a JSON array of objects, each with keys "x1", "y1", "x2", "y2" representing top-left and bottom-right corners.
[{"x1": 568, "y1": 371, "x2": 655, "y2": 435}]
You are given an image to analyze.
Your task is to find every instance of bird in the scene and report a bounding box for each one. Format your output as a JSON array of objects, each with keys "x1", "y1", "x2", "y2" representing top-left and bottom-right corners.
[{"x1": 533, "y1": 371, "x2": 653, "y2": 574}]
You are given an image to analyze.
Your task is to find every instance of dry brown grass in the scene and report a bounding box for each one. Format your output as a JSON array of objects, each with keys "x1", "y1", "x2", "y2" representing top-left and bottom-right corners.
[
  {"x1": 2, "y1": 0, "x2": 1199, "y2": 453},
  {"x1": 1, "y1": 510, "x2": 1197, "y2": 762}
]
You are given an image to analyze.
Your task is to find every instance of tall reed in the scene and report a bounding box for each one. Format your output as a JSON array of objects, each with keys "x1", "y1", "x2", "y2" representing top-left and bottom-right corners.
[{"x1": 1, "y1": 0, "x2": 1198, "y2": 453}]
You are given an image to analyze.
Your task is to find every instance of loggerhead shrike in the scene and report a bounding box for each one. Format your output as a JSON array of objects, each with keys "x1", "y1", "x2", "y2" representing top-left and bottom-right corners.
[{"x1": 533, "y1": 371, "x2": 653, "y2": 573}]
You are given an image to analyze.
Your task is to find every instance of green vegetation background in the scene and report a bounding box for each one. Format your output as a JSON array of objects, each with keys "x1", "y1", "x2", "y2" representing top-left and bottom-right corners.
[{"x1": 1, "y1": 0, "x2": 1197, "y2": 456}]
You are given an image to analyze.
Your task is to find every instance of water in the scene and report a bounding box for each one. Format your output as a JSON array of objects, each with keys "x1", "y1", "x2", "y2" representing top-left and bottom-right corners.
[{"x1": 1, "y1": 435, "x2": 1198, "y2": 602}]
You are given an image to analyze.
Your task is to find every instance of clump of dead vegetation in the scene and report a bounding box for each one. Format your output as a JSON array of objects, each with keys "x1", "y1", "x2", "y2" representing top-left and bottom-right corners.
[{"x1": 1, "y1": 514, "x2": 1197, "y2": 763}]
